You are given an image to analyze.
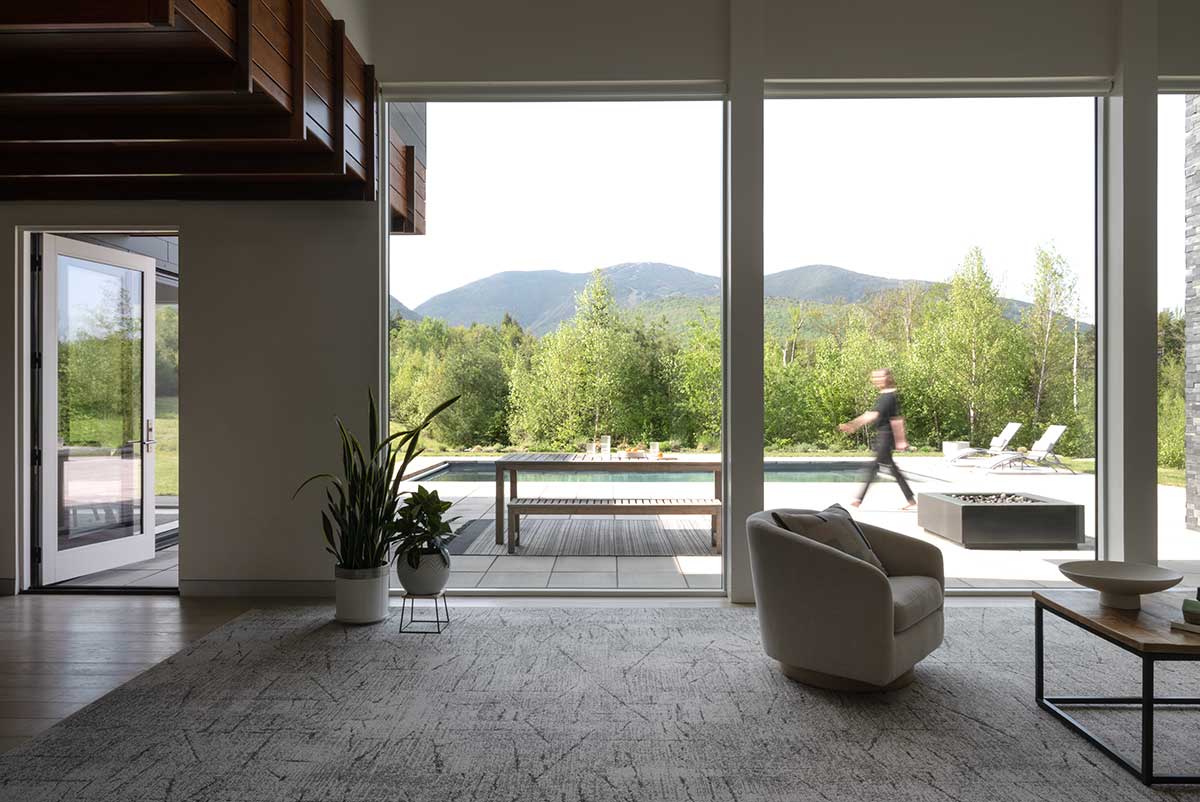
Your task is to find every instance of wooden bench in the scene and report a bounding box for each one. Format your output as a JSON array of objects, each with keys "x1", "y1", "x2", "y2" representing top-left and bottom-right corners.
[{"x1": 506, "y1": 497, "x2": 723, "y2": 554}]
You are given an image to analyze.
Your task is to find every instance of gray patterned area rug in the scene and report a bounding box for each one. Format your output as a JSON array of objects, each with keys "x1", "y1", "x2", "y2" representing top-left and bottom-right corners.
[{"x1": 1, "y1": 605, "x2": 1199, "y2": 801}]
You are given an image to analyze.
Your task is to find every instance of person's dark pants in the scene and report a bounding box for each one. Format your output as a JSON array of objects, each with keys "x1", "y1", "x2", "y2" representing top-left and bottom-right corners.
[{"x1": 856, "y1": 433, "x2": 915, "y2": 504}]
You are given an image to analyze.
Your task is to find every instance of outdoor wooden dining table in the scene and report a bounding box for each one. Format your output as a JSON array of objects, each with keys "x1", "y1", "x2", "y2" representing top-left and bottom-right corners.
[{"x1": 493, "y1": 453, "x2": 723, "y2": 546}]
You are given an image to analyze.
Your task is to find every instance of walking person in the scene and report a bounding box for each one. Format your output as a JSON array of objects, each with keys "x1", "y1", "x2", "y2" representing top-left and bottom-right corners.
[{"x1": 838, "y1": 368, "x2": 917, "y2": 510}]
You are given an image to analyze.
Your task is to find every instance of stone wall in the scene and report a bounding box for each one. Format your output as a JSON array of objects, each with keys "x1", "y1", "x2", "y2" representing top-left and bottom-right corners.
[{"x1": 1185, "y1": 95, "x2": 1200, "y2": 529}]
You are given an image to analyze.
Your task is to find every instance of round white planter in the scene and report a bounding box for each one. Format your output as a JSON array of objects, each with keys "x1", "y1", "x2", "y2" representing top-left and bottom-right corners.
[
  {"x1": 334, "y1": 565, "x2": 391, "y2": 624},
  {"x1": 395, "y1": 550, "x2": 451, "y2": 596}
]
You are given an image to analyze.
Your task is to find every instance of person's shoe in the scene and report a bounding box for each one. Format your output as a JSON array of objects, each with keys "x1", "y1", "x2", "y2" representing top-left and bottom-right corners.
[{"x1": 900, "y1": 501, "x2": 917, "y2": 511}]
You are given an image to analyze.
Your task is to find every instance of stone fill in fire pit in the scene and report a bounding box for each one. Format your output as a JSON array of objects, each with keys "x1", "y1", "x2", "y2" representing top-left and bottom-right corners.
[
  {"x1": 948, "y1": 493, "x2": 1042, "y2": 505},
  {"x1": 918, "y1": 491, "x2": 1083, "y2": 550}
]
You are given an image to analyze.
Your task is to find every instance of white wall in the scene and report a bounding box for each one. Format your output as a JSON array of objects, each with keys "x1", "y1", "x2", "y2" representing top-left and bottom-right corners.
[
  {"x1": 364, "y1": 0, "x2": 729, "y2": 85},
  {"x1": 0, "y1": 201, "x2": 382, "y2": 595},
  {"x1": 1159, "y1": 0, "x2": 1200, "y2": 80},
  {"x1": 353, "y1": 0, "x2": 1200, "y2": 87},
  {"x1": 765, "y1": 0, "x2": 1118, "y2": 81}
]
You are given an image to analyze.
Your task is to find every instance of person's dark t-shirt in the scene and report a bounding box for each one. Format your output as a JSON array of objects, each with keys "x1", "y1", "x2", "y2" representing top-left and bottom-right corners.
[{"x1": 873, "y1": 390, "x2": 900, "y2": 433}]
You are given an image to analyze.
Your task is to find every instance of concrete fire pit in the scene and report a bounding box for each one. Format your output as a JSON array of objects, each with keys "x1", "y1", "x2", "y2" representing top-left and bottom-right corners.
[{"x1": 917, "y1": 492, "x2": 1084, "y2": 550}]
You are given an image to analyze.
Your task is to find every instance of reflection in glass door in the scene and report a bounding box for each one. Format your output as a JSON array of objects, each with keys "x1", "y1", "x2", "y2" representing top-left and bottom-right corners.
[{"x1": 37, "y1": 235, "x2": 156, "y2": 585}]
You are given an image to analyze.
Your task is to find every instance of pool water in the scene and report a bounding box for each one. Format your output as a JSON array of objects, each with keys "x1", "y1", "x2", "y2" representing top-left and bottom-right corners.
[{"x1": 415, "y1": 461, "x2": 905, "y2": 483}]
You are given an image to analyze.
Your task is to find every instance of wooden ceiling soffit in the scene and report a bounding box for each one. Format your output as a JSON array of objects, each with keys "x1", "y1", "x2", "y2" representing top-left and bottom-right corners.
[
  {"x1": 1, "y1": 0, "x2": 380, "y2": 201},
  {"x1": 388, "y1": 128, "x2": 425, "y2": 235}
]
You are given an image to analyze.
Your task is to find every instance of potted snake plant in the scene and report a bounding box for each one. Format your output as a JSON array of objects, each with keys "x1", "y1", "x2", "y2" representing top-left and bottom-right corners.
[{"x1": 295, "y1": 391, "x2": 458, "y2": 624}]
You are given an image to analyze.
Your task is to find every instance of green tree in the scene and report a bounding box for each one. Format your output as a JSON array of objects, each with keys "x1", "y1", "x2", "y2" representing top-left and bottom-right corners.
[
  {"x1": 1024, "y1": 246, "x2": 1077, "y2": 425},
  {"x1": 915, "y1": 247, "x2": 1022, "y2": 442}
]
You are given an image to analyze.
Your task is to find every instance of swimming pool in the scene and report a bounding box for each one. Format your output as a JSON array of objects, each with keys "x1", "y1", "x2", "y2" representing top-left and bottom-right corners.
[{"x1": 412, "y1": 460, "x2": 908, "y2": 483}]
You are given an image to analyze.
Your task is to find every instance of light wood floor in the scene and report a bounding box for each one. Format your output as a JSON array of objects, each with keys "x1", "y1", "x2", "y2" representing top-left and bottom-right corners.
[{"x1": 0, "y1": 594, "x2": 251, "y2": 753}]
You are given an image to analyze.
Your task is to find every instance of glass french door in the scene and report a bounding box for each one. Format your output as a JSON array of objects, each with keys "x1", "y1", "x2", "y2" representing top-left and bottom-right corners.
[{"x1": 37, "y1": 235, "x2": 156, "y2": 585}]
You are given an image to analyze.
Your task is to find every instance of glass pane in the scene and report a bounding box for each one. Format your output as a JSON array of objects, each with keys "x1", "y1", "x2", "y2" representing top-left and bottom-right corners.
[
  {"x1": 56, "y1": 255, "x2": 143, "y2": 551},
  {"x1": 763, "y1": 97, "x2": 1097, "y2": 588},
  {"x1": 387, "y1": 100, "x2": 724, "y2": 591},
  {"x1": 155, "y1": 279, "x2": 179, "y2": 530}
]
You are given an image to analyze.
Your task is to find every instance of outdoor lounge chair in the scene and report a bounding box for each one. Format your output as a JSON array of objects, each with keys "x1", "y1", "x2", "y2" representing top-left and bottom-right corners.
[
  {"x1": 982, "y1": 424, "x2": 1073, "y2": 473},
  {"x1": 946, "y1": 422, "x2": 1021, "y2": 463}
]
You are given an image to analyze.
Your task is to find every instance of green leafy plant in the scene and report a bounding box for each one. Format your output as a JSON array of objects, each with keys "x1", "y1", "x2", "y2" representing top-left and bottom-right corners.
[
  {"x1": 394, "y1": 485, "x2": 459, "y2": 570},
  {"x1": 294, "y1": 390, "x2": 459, "y2": 570}
]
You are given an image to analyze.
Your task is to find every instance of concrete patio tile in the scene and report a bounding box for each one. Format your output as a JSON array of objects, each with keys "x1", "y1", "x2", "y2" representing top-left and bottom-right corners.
[
  {"x1": 490, "y1": 556, "x2": 556, "y2": 572},
  {"x1": 617, "y1": 556, "x2": 678, "y2": 572},
  {"x1": 447, "y1": 572, "x2": 484, "y2": 588},
  {"x1": 477, "y1": 572, "x2": 549, "y2": 588},
  {"x1": 554, "y1": 556, "x2": 616, "y2": 572},
  {"x1": 548, "y1": 572, "x2": 617, "y2": 588},
  {"x1": 618, "y1": 572, "x2": 687, "y2": 589},
  {"x1": 675, "y1": 555, "x2": 722, "y2": 576},
  {"x1": 684, "y1": 573, "x2": 723, "y2": 589},
  {"x1": 944, "y1": 578, "x2": 971, "y2": 588},
  {"x1": 450, "y1": 556, "x2": 496, "y2": 572}
]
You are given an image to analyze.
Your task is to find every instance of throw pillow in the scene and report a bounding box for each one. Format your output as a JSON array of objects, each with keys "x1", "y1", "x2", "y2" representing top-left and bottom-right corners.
[{"x1": 771, "y1": 504, "x2": 887, "y2": 574}]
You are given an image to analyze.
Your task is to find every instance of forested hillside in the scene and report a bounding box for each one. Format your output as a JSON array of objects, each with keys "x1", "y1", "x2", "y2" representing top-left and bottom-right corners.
[{"x1": 389, "y1": 246, "x2": 1176, "y2": 465}]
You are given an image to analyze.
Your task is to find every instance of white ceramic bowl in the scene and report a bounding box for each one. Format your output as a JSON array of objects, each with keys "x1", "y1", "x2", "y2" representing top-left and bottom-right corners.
[{"x1": 1058, "y1": 560, "x2": 1183, "y2": 610}]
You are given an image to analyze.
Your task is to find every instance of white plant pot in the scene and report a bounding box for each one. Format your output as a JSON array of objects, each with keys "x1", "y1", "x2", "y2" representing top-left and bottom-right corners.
[
  {"x1": 395, "y1": 549, "x2": 451, "y2": 596},
  {"x1": 334, "y1": 565, "x2": 391, "y2": 624}
]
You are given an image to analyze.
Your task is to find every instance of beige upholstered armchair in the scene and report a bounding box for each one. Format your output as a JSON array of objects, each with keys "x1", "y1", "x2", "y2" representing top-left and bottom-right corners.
[{"x1": 747, "y1": 509, "x2": 944, "y2": 691}]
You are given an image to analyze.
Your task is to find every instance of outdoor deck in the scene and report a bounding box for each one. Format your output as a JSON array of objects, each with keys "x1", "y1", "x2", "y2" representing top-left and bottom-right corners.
[{"x1": 403, "y1": 454, "x2": 1200, "y2": 591}]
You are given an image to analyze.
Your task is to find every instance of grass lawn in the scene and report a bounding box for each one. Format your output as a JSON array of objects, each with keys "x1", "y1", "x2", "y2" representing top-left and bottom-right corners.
[
  {"x1": 1057, "y1": 457, "x2": 1184, "y2": 488},
  {"x1": 155, "y1": 396, "x2": 178, "y2": 496}
]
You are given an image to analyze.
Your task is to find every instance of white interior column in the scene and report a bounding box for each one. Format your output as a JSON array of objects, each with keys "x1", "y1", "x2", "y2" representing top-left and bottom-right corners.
[
  {"x1": 1100, "y1": 0, "x2": 1158, "y2": 563},
  {"x1": 724, "y1": 0, "x2": 765, "y2": 603}
]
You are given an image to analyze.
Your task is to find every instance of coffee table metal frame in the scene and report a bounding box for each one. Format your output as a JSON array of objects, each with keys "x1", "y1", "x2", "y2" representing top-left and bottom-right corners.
[{"x1": 1035, "y1": 599, "x2": 1200, "y2": 785}]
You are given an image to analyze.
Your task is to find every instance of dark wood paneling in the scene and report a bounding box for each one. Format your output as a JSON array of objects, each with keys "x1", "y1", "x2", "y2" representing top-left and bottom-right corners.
[
  {"x1": 0, "y1": 143, "x2": 350, "y2": 176},
  {"x1": 0, "y1": 1, "x2": 173, "y2": 29},
  {"x1": 305, "y1": 55, "x2": 331, "y2": 100},
  {"x1": 329, "y1": 18, "x2": 344, "y2": 174},
  {"x1": 0, "y1": 29, "x2": 215, "y2": 55},
  {"x1": 0, "y1": 174, "x2": 369, "y2": 200},
  {"x1": 304, "y1": 84, "x2": 331, "y2": 139},
  {"x1": 174, "y1": 0, "x2": 234, "y2": 56},
  {"x1": 253, "y1": 1, "x2": 289, "y2": 57},
  {"x1": 251, "y1": 28, "x2": 290, "y2": 100},
  {"x1": 2, "y1": 0, "x2": 379, "y2": 202},
  {"x1": 250, "y1": 64, "x2": 288, "y2": 109},
  {"x1": 189, "y1": 0, "x2": 236, "y2": 39},
  {"x1": 0, "y1": 111, "x2": 296, "y2": 142},
  {"x1": 343, "y1": 126, "x2": 363, "y2": 171},
  {"x1": 287, "y1": 0, "x2": 305, "y2": 138},
  {"x1": 0, "y1": 60, "x2": 241, "y2": 95}
]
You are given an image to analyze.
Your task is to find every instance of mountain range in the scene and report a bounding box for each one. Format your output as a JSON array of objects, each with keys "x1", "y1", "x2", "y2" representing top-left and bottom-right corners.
[{"x1": 392, "y1": 262, "x2": 1043, "y2": 336}]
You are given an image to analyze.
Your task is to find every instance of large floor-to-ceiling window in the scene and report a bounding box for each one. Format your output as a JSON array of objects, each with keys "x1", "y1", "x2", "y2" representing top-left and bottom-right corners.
[
  {"x1": 763, "y1": 97, "x2": 1098, "y2": 588},
  {"x1": 388, "y1": 100, "x2": 724, "y2": 591}
]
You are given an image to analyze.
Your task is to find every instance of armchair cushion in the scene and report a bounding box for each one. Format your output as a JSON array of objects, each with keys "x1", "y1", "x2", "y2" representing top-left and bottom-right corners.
[
  {"x1": 772, "y1": 504, "x2": 887, "y2": 574},
  {"x1": 889, "y1": 575, "x2": 943, "y2": 633}
]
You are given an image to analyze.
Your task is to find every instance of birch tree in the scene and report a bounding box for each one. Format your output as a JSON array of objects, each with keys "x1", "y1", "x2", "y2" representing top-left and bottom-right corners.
[{"x1": 1024, "y1": 246, "x2": 1077, "y2": 425}]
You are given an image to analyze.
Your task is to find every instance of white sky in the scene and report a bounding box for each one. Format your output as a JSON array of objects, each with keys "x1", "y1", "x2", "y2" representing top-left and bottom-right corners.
[{"x1": 390, "y1": 98, "x2": 1188, "y2": 319}]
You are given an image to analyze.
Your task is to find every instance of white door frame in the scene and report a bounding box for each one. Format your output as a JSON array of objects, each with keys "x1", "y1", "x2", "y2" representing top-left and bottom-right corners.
[{"x1": 34, "y1": 234, "x2": 157, "y2": 585}]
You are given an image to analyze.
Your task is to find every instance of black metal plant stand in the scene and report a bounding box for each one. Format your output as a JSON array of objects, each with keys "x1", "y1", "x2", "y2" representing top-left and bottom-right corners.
[
  {"x1": 398, "y1": 592, "x2": 450, "y2": 634},
  {"x1": 1035, "y1": 600, "x2": 1200, "y2": 785}
]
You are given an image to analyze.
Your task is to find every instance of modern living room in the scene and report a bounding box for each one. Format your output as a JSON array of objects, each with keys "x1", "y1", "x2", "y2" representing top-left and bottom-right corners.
[{"x1": 1, "y1": 1, "x2": 1199, "y2": 800}]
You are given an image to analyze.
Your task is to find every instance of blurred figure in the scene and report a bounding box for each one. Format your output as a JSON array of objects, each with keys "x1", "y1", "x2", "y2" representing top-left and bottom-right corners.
[{"x1": 838, "y1": 368, "x2": 917, "y2": 510}]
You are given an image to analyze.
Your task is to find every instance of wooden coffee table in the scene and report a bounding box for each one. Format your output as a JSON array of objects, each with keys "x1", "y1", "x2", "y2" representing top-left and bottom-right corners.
[{"x1": 1034, "y1": 590, "x2": 1200, "y2": 785}]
